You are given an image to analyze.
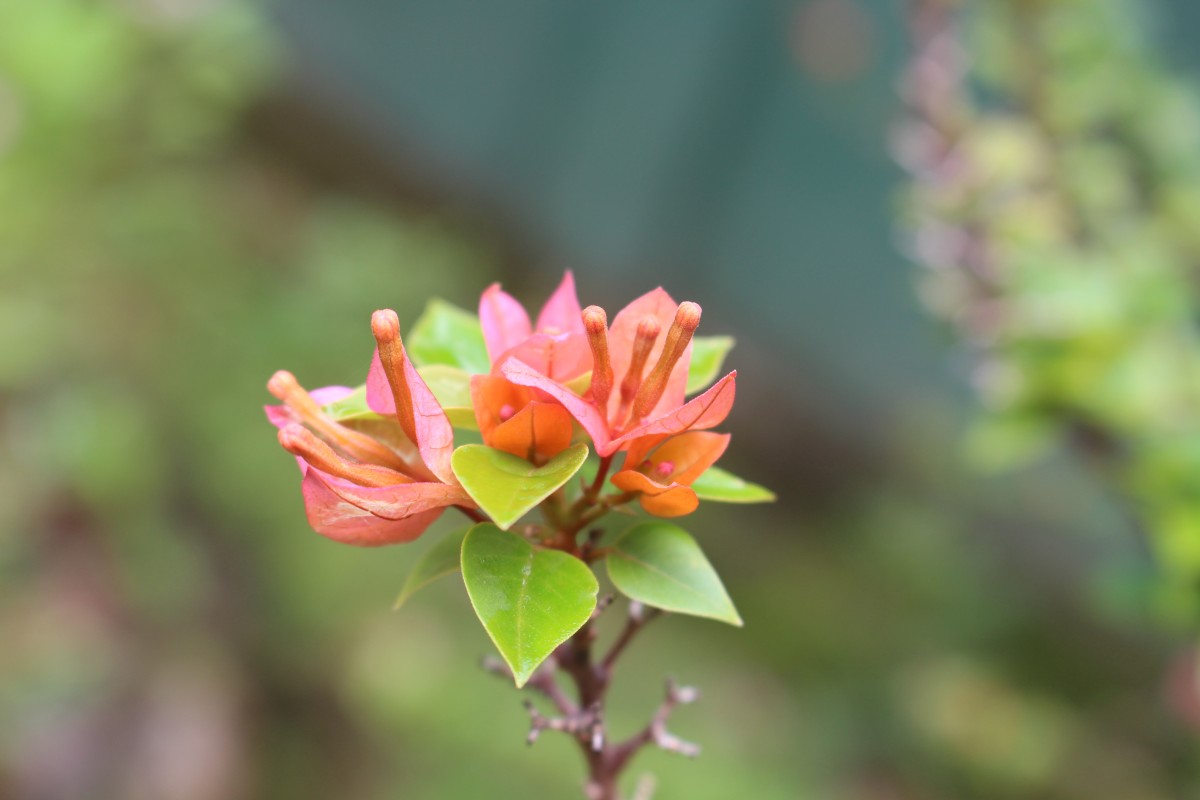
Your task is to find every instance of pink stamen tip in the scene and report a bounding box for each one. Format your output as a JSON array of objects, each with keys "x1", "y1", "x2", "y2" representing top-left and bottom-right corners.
[
  {"x1": 654, "y1": 460, "x2": 675, "y2": 478},
  {"x1": 267, "y1": 369, "x2": 298, "y2": 400},
  {"x1": 582, "y1": 305, "x2": 608, "y2": 335},
  {"x1": 371, "y1": 309, "x2": 401, "y2": 343},
  {"x1": 277, "y1": 423, "x2": 309, "y2": 453},
  {"x1": 499, "y1": 404, "x2": 516, "y2": 422},
  {"x1": 636, "y1": 316, "x2": 661, "y2": 340},
  {"x1": 675, "y1": 301, "x2": 702, "y2": 331}
]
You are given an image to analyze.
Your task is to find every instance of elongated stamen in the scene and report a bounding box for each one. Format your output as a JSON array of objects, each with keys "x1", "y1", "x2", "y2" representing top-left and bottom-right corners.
[
  {"x1": 268, "y1": 370, "x2": 406, "y2": 471},
  {"x1": 371, "y1": 310, "x2": 419, "y2": 446},
  {"x1": 278, "y1": 424, "x2": 412, "y2": 487},
  {"x1": 582, "y1": 305, "x2": 614, "y2": 408},
  {"x1": 632, "y1": 302, "x2": 701, "y2": 420},
  {"x1": 615, "y1": 315, "x2": 661, "y2": 426}
]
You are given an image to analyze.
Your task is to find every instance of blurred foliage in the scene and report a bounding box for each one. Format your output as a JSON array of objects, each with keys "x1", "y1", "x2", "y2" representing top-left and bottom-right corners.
[
  {"x1": 0, "y1": 1, "x2": 496, "y2": 797},
  {"x1": 900, "y1": 0, "x2": 1200, "y2": 628},
  {"x1": 4, "y1": 0, "x2": 1200, "y2": 798}
]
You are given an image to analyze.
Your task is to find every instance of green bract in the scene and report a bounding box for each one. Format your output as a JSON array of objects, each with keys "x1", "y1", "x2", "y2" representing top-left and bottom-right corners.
[
  {"x1": 690, "y1": 466, "x2": 776, "y2": 503},
  {"x1": 686, "y1": 335, "x2": 734, "y2": 395},
  {"x1": 407, "y1": 299, "x2": 491, "y2": 374},
  {"x1": 451, "y1": 443, "x2": 589, "y2": 530},
  {"x1": 607, "y1": 522, "x2": 742, "y2": 626},
  {"x1": 394, "y1": 527, "x2": 469, "y2": 609},
  {"x1": 461, "y1": 524, "x2": 598, "y2": 687}
]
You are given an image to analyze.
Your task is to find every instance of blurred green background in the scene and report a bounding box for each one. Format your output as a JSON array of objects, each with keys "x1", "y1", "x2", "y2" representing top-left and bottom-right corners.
[{"x1": 4, "y1": 0, "x2": 1200, "y2": 798}]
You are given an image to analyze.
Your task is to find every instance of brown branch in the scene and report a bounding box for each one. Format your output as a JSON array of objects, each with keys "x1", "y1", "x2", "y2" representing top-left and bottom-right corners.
[
  {"x1": 524, "y1": 699, "x2": 605, "y2": 749},
  {"x1": 609, "y1": 679, "x2": 701, "y2": 774},
  {"x1": 482, "y1": 656, "x2": 577, "y2": 718},
  {"x1": 601, "y1": 601, "x2": 661, "y2": 675},
  {"x1": 479, "y1": 446, "x2": 701, "y2": 799}
]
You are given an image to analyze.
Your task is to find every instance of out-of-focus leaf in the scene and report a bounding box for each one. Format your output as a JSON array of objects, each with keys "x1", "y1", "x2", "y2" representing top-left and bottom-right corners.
[
  {"x1": 607, "y1": 522, "x2": 741, "y2": 626},
  {"x1": 322, "y1": 386, "x2": 381, "y2": 422},
  {"x1": 461, "y1": 523, "x2": 597, "y2": 686},
  {"x1": 686, "y1": 336, "x2": 734, "y2": 395},
  {"x1": 393, "y1": 527, "x2": 469, "y2": 609},
  {"x1": 417, "y1": 364, "x2": 477, "y2": 429},
  {"x1": 408, "y1": 299, "x2": 491, "y2": 374},
  {"x1": 451, "y1": 443, "x2": 588, "y2": 530},
  {"x1": 690, "y1": 466, "x2": 774, "y2": 503}
]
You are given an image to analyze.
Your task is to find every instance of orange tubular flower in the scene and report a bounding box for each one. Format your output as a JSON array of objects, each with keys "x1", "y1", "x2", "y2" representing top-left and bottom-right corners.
[
  {"x1": 611, "y1": 431, "x2": 731, "y2": 517},
  {"x1": 265, "y1": 310, "x2": 472, "y2": 546}
]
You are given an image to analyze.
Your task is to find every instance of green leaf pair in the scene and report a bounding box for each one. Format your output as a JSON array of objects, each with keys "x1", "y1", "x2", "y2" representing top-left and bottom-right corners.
[{"x1": 396, "y1": 518, "x2": 741, "y2": 687}]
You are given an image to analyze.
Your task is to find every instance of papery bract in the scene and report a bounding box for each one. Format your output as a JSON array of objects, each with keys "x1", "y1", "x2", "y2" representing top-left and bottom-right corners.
[
  {"x1": 265, "y1": 310, "x2": 473, "y2": 546},
  {"x1": 501, "y1": 359, "x2": 737, "y2": 457},
  {"x1": 480, "y1": 272, "x2": 590, "y2": 382},
  {"x1": 470, "y1": 374, "x2": 574, "y2": 464},
  {"x1": 603, "y1": 287, "x2": 693, "y2": 421},
  {"x1": 612, "y1": 431, "x2": 731, "y2": 517},
  {"x1": 365, "y1": 348, "x2": 457, "y2": 485},
  {"x1": 493, "y1": 287, "x2": 731, "y2": 457}
]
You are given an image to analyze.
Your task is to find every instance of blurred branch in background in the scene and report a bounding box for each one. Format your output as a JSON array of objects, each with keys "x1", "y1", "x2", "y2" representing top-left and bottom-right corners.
[{"x1": 897, "y1": 0, "x2": 1200, "y2": 629}]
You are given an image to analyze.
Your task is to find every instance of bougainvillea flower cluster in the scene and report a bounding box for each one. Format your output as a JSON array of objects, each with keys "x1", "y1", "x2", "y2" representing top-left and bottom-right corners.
[
  {"x1": 265, "y1": 273, "x2": 743, "y2": 546},
  {"x1": 265, "y1": 273, "x2": 773, "y2": 799}
]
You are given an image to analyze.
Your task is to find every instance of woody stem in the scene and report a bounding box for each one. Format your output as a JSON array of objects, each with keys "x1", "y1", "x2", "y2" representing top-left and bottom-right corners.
[{"x1": 490, "y1": 475, "x2": 688, "y2": 800}]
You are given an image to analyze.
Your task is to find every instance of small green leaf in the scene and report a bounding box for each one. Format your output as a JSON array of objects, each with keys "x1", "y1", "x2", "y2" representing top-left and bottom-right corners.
[
  {"x1": 408, "y1": 299, "x2": 491, "y2": 374},
  {"x1": 690, "y1": 466, "x2": 775, "y2": 503},
  {"x1": 461, "y1": 524, "x2": 598, "y2": 686},
  {"x1": 322, "y1": 386, "x2": 382, "y2": 422},
  {"x1": 564, "y1": 370, "x2": 592, "y2": 395},
  {"x1": 451, "y1": 443, "x2": 589, "y2": 530},
  {"x1": 607, "y1": 522, "x2": 742, "y2": 626},
  {"x1": 393, "y1": 528, "x2": 469, "y2": 609},
  {"x1": 417, "y1": 364, "x2": 478, "y2": 429},
  {"x1": 686, "y1": 336, "x2": 734, "y2": 395}
]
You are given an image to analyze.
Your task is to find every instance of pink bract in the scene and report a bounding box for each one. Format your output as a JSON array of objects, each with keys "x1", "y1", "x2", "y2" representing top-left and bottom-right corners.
[
  {"x1": 480, "y1": 272, "x2": 590, "y2": 382},
  {"x1": 365, "y1": 349, "x2": 457, "y2": 486}
]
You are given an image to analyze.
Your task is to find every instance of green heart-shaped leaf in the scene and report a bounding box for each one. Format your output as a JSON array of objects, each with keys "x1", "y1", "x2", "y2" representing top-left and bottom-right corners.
[
  {"x1": 408, "y1": 299, "x2": 491, "y2": 374},
  {"x1": 451, "y1": 443, "x2": 589, "y2": 530},
  {"x1": 607, "y1": 522, "x2": 742, "y2": 626},
  {"x1": 461, "y1": 524, "x2": 598, "y2": 686},
  {"x1": 686, "y1": 335, "x2": 734, "y2": 395},
  {"x1": 393, "y1": 527, "x2": 469, "y2": 609},
  {"x1": 417, "y1": 364, "x2": 478, "y2": 429},
  {"x1": 690, "y1": 466, "x2": 775, "y2": 503}
]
